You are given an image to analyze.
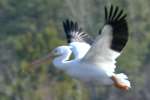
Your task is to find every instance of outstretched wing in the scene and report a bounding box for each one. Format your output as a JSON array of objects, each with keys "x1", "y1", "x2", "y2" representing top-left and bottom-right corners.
[
  {"x1": 82, "y1": 5, "x2": 129, "y2": 65},
  {"x1": 63, "y1": 19, "x2": 93, "y2": 59},
  {"x1": 63, "y1": 19, "x2": 93, "y2": 45}
]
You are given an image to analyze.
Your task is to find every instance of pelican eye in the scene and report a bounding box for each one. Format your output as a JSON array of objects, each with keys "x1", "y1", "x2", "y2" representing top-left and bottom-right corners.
[
  {"x1": 53, "y1": 49, "x2": 61, "y2": 56},
  {"x1": 53, "y1": 49, "x2": 58, "y2": 54}
]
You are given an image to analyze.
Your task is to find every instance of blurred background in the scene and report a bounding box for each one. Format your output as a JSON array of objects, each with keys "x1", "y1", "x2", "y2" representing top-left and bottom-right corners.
[{"x1": 0, "y1": 0, "x2": 150, "y2": 100}]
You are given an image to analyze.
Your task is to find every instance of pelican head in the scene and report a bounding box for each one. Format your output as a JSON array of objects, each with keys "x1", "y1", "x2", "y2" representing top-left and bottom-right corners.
[
  {"x1": 51, "y1": 46, "x2": 72, "y2": 57},
  {"x1": 31, "y1": 46, "x2": 72, "y2": 67},
  {"x1": 52, "y1": 46, "x2": 72, "y2": 70}
]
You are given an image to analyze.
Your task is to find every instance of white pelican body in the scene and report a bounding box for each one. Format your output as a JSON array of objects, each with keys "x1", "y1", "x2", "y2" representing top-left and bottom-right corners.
[
  {"x1": 53, "y1": 5, "x2": 131, "y2": 90},
  {"x1": 52, "y1": 42, "x2": 128, "y2": 86},
  {"x1": 53, "y1": 50, "x2": 113, "y2": 85},
  {"x1": 32, "y1": 5, "x2": 131, "y2": 90},
  {"x1": 65, "y1": 61, "x2": 114, "y2": 85}
]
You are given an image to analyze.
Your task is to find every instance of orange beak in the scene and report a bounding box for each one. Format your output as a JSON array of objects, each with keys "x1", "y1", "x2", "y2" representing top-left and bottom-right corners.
[{"x1": 31, "y1": 53, "x2": 52, "y2": 67}]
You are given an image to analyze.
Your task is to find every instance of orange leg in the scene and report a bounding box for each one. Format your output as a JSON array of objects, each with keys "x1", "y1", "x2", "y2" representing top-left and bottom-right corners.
[{"x1": 111, "y1": 75, "x2": 129, "y2": 91}]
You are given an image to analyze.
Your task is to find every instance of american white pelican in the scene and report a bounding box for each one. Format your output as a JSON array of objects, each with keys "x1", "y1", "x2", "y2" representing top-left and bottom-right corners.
[{"x1": 32, "y1": 5, "x2": 131, "y2": 91}]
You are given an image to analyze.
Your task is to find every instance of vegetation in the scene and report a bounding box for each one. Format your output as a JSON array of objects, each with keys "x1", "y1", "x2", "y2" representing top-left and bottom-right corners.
[{"x1": 0, "y1": 0, "x2": 150, "y2": 100}]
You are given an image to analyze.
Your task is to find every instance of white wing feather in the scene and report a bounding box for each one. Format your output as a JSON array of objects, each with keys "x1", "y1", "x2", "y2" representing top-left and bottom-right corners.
[
  {"x1": 81, "y1": 25, "x2": 120, "y2": 65},
  {"x1": 69, "y1": 42, "x2": 91, "y2": 59}
]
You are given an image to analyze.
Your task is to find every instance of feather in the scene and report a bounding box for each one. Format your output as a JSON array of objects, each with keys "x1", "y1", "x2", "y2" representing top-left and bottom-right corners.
[
  {"x1": 63, "y1": 19, "x2": 93, "y2": 45},
  {"x1": 82, "y1": 5, "x2": 129, "y2": 68}
]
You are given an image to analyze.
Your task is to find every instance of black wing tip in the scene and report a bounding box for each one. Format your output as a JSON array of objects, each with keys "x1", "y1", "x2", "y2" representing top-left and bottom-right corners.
[
  {"x1": 62, "y1": 19, "x2": 79, "y2": 43},
  {"x1": 104, "y1": 5, "x2": 129, "y2": 52},
  {"x1": 105, "y1": 5, "x2": 127, "y2": 24},
  {"x1": 62, "y1": 19, "x2": 93, "y2": 44},
  {"x1": 63, "y1": 19, "x2": 75, "y2": 32}
]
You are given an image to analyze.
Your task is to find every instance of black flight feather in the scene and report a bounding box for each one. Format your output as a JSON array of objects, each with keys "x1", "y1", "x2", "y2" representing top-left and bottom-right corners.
[
  {"x1": 104, "y1": 5, "x2": 129, "y2": 52},
  {"x1": 63, "y1": 19, "x2": 93, "y2": 45}
]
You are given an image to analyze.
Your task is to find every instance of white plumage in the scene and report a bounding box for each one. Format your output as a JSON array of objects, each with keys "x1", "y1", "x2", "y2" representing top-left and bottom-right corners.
[
  {"x1": 69, "y1": 42, "x2": 91, "y2": 59},
  {"x1": 32, "y1": 5, "x2": 131, "y2": 90}
]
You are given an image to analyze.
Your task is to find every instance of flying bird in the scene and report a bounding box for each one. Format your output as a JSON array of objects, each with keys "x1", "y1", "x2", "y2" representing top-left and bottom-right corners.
[{"x1": 31, "y1": 5, "x2": 131, "y2": 91}]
